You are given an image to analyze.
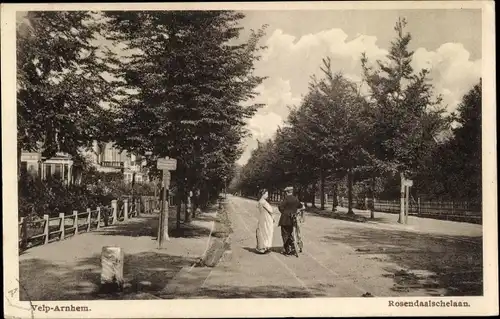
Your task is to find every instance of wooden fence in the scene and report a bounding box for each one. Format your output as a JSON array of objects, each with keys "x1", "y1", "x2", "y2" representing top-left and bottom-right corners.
[
  {"x1": 336, "y1": 197, "x2": 481, "y2": 224},
  {"x1": 259, "y1": 192, "x2": 481, "y2": 224},
  {"x1": 17, "y1": 194, "x2": 175, "y2": 252}
]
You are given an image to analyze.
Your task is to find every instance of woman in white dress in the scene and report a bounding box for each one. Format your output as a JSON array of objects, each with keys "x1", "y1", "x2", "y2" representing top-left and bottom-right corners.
[{"x1": 256, "y1": 189, "x2": 274, "y2": 254}]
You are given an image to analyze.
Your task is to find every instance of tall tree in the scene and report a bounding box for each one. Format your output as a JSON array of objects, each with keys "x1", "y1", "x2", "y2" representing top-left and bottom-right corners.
[
  {"x1": 361, "y1": 18, "x2": 449, "y2": 222},
  {"x1": 418, "y1": 80, "x2": 482, "y2": 201},
  {"x1": 17, "y1": 11, "x2": 119, "y2": 165},
  {"x1": 105, "y1": 11, "x2": 266, "y2": 226}
]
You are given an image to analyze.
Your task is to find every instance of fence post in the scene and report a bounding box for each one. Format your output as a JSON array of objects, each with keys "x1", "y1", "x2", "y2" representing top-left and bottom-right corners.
[
  {"x1": 96, "y1": 207, "x2": 101, "y2": 229},
  {"x1": 111, "y1": 200, "x2": 118, "y2": 224},
  {"x1": 43, "y1": 214, "x2": 49, "y2": 244},
  {"x1": 123, "y1": 199, "x2": 129, "y2": 221},
  {"x1": 73, "y1": 210, "x2": 79, "y2": 235},
  {"x1": 87, "y1": 208, "x2": 92, "y2": 232},
  {"x1": 59, "y1": 213, "x2": 65, "y2": 240},
  {"x1": 418, "y1": 197, "x2": 421, "y2": 215},
  {"x1": 364, "y1": 197, "x2": 368, "y2": 211},
  {"x1": 20, "y1": 217, "x2": 28, "y2": 250},
  {"x1": 136, "y1": 198, "x2": 141, "y2": 217}
]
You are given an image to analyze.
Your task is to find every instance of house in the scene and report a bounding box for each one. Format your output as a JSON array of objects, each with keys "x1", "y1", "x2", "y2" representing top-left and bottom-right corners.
[
  {"x1": 19, "y1": 141, "x2": 149, "y2": 184},
  {"x1": 20, "y1": 151, "x2": 74, "y2": 184},
  {"x1": 88, "y1": 141, "x2": 149, "y2": 184}
]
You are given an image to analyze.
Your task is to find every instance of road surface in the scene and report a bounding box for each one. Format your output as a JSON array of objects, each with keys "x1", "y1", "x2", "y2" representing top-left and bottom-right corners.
[{"x1": 190, "y1": 195, "x2": 482, "y2": 298}]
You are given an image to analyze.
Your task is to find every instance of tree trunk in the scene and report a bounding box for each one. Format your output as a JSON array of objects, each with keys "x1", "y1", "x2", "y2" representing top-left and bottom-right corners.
[
  {"x1": 370, "y1": 176, "x2": 375, "y2": 219},
  {"x1": 176, "y1": 175, "x2": 183, "y2": 230},
  {"x1": 311, "y1": 182, "x2": 317, "y2": 208},
  {"x1": 398, "y1": 172, "x2": 405, "y2": 224},
  {"x1": 17, "y1": 147, "x2": 22, "y2": 179},
  {"x1": 347, "y1": 169, "x2": 354, "y2": 215},
  {"x1": 184, "y1": 190, "x2": 192, "y2": 223},
  {"x1": 320, "y1": 168, "x2": 326, "y2": 210},
  {"x1": 192, "y1": 189, "x2": 199, "y2": 218},
  {"x1": 332, "y1": 183, "x2": 338, "y2": 212}
]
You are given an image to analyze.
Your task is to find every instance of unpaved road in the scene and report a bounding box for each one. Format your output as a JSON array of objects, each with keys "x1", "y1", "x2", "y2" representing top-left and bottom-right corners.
[{"x1": 190, "y1": 196, "x2": 482, "y2": 298}]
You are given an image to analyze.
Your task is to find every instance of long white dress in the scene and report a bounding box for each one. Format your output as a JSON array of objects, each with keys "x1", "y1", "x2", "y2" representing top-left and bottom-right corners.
[{"x1": 256, "y1": 198, "x2": 274, "y2": 252}]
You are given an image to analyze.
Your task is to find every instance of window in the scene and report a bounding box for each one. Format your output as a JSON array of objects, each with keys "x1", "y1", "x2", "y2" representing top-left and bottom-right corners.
[
  {"x1": 45, "y1": 164, "x2": 52, "y2": 179},
  {"x1": 54, "y1": 164, "x2": 62, "y2": 180},
  {"x1": 63, "y1": 164, "x2": 68, "y2": 181}
]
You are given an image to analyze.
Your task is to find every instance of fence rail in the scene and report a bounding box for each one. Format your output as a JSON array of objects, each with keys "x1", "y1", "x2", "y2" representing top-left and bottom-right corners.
[
  {"x1": 18, "y1": 195, "x2": 164, "y2": 252},
  {"x1": 258, "y1": 192, "x2": 481, "y2": 224}
]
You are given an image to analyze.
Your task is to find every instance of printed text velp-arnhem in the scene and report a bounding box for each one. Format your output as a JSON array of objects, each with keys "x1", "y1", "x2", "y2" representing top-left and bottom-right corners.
[
  {"x1": 389, "y1": 300, "x2": 471, "y2": 307},
  {"x1": 32, "y1": 304, "x2": 91, "y2": 313}
]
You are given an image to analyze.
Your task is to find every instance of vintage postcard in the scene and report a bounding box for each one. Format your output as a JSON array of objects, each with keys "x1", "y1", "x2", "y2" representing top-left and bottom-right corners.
[{"x1": 2, "y1": 1, "x2": 497, "y2": 318}]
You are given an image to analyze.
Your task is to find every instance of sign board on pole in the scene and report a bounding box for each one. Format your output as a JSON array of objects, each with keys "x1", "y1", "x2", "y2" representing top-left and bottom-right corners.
[
  {"x1": 157, "y1": 158, "x2": 177, "y2": 170},
  {"x1": 162, "y1": 170, "x2": 171, "y2": 187},
  {"x1": 404, "y1": 179, "x2": 413, "y2": 187}
]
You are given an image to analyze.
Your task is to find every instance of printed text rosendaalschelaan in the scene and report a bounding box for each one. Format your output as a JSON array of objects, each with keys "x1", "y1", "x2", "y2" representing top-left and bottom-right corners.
[{"x1": 389, "y1": 300, "x2": 471, "y2": 307}]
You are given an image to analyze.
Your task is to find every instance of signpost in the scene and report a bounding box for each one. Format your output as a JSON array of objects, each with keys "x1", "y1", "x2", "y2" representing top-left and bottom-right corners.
[
  {"x1": 157, "y1": 157, "x2": 177, "y2": 249},
  {"x1": 399, "y1": 177, "x2": 413, "y2": 224}
]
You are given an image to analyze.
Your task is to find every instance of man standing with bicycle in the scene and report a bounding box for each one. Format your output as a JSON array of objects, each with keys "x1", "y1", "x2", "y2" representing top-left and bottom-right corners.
[{"x1": 278, "y1": 186, "x2": 303, "y2": 257}]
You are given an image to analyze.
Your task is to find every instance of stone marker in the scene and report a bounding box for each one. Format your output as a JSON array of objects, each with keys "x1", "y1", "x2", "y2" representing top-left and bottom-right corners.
[{"x1": 100, "y1": 246, "x2": 124, "y2": 292}]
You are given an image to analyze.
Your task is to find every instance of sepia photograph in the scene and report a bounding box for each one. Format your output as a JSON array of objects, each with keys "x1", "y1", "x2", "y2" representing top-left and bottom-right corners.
[{"x1": 2, "y1": 1, "x2": 497, "y2": 318}]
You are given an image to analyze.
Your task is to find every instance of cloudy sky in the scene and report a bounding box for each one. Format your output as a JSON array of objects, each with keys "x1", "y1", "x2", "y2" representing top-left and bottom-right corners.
[{"x1": 235, "y1": 9, "x2": 482, "y2": 165}]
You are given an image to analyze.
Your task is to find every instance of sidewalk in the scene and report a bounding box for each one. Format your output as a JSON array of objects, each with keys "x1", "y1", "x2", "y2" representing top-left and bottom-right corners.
[
  {"x1": 19, "y1": 209, "x2": 215, "y2": 300},
  {"x1": 306, "y1": 205, "x2": 482, "y2": 237}
]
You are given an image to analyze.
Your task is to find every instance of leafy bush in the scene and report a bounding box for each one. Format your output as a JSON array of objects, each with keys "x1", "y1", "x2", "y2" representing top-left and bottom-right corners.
[{"x1": 18, "y1": 171, "x2": 157, "y2": 220}]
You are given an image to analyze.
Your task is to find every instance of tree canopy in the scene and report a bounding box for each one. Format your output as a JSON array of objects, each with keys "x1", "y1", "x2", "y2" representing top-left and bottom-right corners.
[{"x1": 235, "y1": 17, "x2": 480, "y2": 206}]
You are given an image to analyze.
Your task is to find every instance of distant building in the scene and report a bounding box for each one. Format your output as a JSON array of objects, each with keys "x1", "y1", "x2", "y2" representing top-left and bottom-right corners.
[
  {"x1": 87, "y1": 141, "x2": 149, "y2": 184},
  {"x1": 20, "y1": 141, "x2": 149, "y2": 184}
]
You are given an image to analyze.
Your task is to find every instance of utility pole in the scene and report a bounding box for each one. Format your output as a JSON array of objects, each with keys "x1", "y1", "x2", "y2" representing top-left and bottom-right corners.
[{"x1": 157, "y1": 157, "x2": 177, "y2": 249}]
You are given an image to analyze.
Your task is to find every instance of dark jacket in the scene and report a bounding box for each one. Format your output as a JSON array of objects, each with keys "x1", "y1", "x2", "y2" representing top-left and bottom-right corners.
[{"x1": 278, "y1": 194, "x2": 302, "y2": 226}]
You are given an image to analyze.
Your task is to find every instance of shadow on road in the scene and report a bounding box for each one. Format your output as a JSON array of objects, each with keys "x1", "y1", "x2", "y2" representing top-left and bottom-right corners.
[
  {"x1": 19, "y1": 251, "x2": 194, "y2": 300},
  {"x1": 242, "y1": 246, "x2": 284, "y2": 255},
  {"x1": 305, "y1": 208, "x2": 368, "y2": 223},
  {"x1": 91, "y1": 214, "x2": 213, "y2": 239},
  {"x1": 323, "y1": 227, "x2": 483, "y2": 296}
]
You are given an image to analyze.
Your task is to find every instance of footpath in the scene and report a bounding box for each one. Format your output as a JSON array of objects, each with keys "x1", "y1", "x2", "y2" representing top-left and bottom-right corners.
[
  {"x1": 305, "y1": 205, "x2": 482, "y2": 237},
  {"x1": 18, "y1": 206, "x2": 226, "y2": 300}
]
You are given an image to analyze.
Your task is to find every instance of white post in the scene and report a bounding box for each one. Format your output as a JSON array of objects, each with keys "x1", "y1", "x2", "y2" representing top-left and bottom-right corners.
[
  {"x1": 73, "y1": 210, "x2": 79, "y2": 235},
  {"x1": 111, "y1": 200, "x2": 118, "y2": 224},
  {"x1": 87, "y1": 208, "x2": 92, "y2": 232},
  {"x1": 96, "y1": 207, "x2": 101, "y2": 229},
  {"x1": 43, "y1": 214, "x2": 49, "y2": 244},
  {"x1": 123, "y1": 199, "x2": 129, "y2": 221},
  {"x1": 59, "y1": 212, "x2": 65, "y2": 240},
  {"x1": 100, "y1": 246, "x2": 124, "y2": 292}
]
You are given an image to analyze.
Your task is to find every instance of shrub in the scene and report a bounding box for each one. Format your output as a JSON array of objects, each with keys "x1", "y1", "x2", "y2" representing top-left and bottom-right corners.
[{"x1": 18, "y1": 169, "x2": 158, "y2": 220}]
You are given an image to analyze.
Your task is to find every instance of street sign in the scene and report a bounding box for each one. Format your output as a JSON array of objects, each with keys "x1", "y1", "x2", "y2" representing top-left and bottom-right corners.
[
  {"x1": 404, "y1": 179, "x2": 413, "y2": 187},
  {"x1": 157, "y1": 157, "x2": 177, "y2": 170}
]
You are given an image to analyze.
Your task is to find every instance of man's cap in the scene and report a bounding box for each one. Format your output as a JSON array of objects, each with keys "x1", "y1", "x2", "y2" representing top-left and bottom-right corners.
[{"x1": 284, "y1": 186, "x2": 293, "y2": 192}]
